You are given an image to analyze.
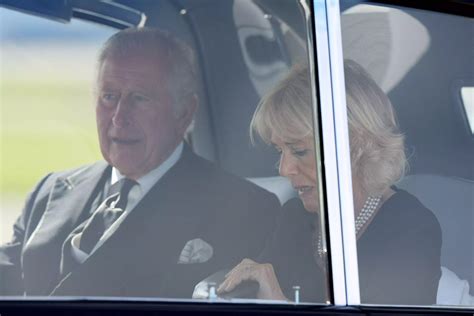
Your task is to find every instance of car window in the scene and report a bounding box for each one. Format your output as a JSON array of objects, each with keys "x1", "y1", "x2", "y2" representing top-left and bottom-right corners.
[
  {"x1": 341, "y1": 2, "x2": 474, "y2": 306},
  {"x1": 0, "y1": 9, "x2": 114, "y2": 243},
  {"x1": 0, "y1": 0, "x2": 331, "y2": 305}
]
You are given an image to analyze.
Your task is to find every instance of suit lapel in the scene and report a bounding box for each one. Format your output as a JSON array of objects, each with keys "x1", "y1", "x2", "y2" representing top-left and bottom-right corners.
[
  {"x1": 51, "y1": 148, "x2": 213, "y2": 296},
  {"x1": 22, "y1": 162, "x2": 110, "y2": 295}
]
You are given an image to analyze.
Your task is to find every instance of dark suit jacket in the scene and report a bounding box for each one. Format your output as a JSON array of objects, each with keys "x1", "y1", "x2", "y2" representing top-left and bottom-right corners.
[
  {"x1": 262, "y1": 191, "x2": 441, "y2": 304},
  {"x1": 0, "y1": 146, "x2": 280, "y2": 298}
]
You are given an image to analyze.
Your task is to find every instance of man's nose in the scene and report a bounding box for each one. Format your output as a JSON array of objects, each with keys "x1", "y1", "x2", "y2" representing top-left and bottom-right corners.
[
  {"x1": 112, "y1": 98, "x2": 131, "y2": 127},
  {"x1": 279, "y1": 153, "x2": 298, "y2": 177}
]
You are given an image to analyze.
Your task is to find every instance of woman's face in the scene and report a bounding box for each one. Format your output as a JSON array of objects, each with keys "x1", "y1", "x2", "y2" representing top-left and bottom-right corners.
[{"x1": 271, "y1": 134, "x2": 319, "y2": 213}]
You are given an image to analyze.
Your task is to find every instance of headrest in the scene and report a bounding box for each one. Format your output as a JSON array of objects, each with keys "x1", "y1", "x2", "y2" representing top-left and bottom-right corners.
[{"x1": 247, "y1": 176, "x2": 297, "y2": 206}]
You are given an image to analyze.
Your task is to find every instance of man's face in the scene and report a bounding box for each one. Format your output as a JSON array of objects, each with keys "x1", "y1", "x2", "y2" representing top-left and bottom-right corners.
[{"x1": 96, "y1": 56, "x2": 192, "y2": 179}]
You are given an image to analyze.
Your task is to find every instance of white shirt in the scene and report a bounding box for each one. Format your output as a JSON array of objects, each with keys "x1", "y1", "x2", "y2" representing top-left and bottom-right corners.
[{"x1": 70, "y1": 142, "x2": 184, "y2": 263}]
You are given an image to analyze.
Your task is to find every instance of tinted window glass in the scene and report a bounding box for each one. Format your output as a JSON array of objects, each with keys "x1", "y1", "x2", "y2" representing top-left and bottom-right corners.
[
  {"x1": 340, "y1": 2, "x2": 473, "y2": 306},
  {"x1": 0, "y1": 0, "x2": 330, "y2": 305},
  {"x1": 0, "y1": 10, "x2": 113, "y2": 243}
]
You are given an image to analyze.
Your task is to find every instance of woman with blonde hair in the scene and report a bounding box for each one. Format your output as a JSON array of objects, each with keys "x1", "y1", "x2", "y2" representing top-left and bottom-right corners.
[{"x1": 218, "y1": 60, "x2": 441, "y2": 304}]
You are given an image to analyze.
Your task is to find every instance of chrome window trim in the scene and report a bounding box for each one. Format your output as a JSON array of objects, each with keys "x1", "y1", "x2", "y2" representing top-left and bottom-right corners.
[
  {"x1": 325, "y1": 0, "x2": 361, "y2": 306},
  {"x1": 311, "y1": 0, "x2": 361, "y2": 305},
  {"x1": 300, "y1": 0, "x2": 332, "y2": 305}
]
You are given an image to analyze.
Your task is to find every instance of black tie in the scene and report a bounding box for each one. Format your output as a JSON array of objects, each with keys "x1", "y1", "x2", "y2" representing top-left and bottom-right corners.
[{"x1": 79, "y1": 178, "x2": 137, "y2": 254}]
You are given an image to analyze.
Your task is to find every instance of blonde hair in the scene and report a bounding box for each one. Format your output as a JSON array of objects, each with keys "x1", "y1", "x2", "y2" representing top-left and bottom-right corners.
[
  {"x1": 251, "y1": 63, "x2": 313, "y2": 144},
  {"x1": 251, "y1": 60, "x2": 406, "y2": 196}
]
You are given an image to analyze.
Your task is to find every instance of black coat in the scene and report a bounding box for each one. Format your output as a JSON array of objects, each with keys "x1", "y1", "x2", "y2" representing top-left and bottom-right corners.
[
  {"x1": 0, "y1": 146, "x2": 280, "y2": 298},
  {"x1": 261, "y1": 189, "x2": 442, "y2": 305}
]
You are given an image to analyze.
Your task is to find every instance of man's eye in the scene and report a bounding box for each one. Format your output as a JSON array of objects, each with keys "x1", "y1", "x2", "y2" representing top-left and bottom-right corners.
[
  {"x1": 132, "y1": 94, "x2": 151, "y2": 103},
  {"x1": 292, "y1": 149, "x2": 309, "y2": 157},
  {"x1": 101, "y1": 93, "x2": 119, "y2": 104}
]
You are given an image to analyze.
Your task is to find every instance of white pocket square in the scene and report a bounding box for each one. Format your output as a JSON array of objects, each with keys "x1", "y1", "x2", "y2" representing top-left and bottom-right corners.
[{"x1": 178, "y1": 238, "x2": 213, "y2": 264}]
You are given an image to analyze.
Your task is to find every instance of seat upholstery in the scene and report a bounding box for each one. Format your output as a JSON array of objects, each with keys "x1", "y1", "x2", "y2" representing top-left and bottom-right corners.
[
  {"x1": 247, "y1": 176, "x2": 296, "y2": 206},
  {"x1": 398, "y1": 174, "x2": 474, "y2": 300}
]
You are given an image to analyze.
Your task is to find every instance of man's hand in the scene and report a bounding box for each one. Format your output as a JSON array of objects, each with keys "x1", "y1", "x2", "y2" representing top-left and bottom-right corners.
[{"x1": 217, "y1": 258, "x2": 288, "y2": 300}]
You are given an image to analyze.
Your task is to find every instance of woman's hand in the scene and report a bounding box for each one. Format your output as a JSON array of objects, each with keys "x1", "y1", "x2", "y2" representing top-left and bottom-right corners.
[{"x1": 217, "y1": 258, "x2": 288, "y2": 300}]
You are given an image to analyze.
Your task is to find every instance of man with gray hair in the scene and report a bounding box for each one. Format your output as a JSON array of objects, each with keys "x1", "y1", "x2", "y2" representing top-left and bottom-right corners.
[{"x1": 0, "y1": 27, "x2": 279, "y2": 298}]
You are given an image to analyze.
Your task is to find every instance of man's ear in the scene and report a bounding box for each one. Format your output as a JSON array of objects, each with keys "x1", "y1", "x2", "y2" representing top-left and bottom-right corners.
[{"x1": 177, "y1": 94, "x2": 198, "y2": 135}]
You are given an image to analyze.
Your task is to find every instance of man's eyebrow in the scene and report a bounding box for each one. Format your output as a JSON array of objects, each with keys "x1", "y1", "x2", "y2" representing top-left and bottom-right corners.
[
  {"x1": 269, "y1": 140, "x2": 304, "y2": 147},
  {"x1": 284, "y1": 140, "x2": 304, "y2": 146},
  {"x1": 97, "y1": 81, "x2": 115, "y2": 88}
]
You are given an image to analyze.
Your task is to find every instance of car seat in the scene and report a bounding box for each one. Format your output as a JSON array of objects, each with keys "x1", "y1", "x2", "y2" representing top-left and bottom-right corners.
[{"x1": 398, "y1": 174, "x2": 474, "y2": 304}]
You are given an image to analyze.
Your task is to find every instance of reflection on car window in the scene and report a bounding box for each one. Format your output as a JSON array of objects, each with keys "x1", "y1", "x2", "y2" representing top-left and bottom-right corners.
[
  {"x1": 341, "y1": 2, "x2": 474, "y2": 306},
  {"x1": 0, "y1": 0, "x2": 330, "y2": 305}
]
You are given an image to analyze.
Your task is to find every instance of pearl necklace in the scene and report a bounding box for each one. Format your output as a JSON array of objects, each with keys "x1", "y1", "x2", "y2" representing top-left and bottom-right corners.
[
  {"x1": 315, "y1": 195, "x2": 382, "y2": 259},
  {"x1": 354, "y1": 195, "x2": 382, "y2": 234}
]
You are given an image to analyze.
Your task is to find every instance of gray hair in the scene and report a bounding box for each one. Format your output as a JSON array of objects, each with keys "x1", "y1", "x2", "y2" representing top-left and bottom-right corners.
[
  {"x1": 98, "y1": 27, "x2": 197, "y2": 116},
  {"x1": 251, "y1": 60, "x2": 406, "y2": 196}
]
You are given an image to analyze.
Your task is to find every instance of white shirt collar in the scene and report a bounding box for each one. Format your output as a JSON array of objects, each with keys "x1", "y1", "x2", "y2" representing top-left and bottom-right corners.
[
  {"x1": 110, "y1": 142, "x2": 184, "y2": 195},
  {"x1": 71, "y1": 143, "x2": 184, "y2": 263}
]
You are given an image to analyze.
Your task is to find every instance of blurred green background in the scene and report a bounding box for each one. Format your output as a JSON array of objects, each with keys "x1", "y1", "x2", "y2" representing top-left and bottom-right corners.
[
  {"x1": 1, "y1": 79, "x2": 101, "y2": 193},
  {"x1": 1, "y1": 9, "x2": 114, "y2": 243},
  {"x1": 1, "y1": 75, "x2": 103, "y2": 243}
]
